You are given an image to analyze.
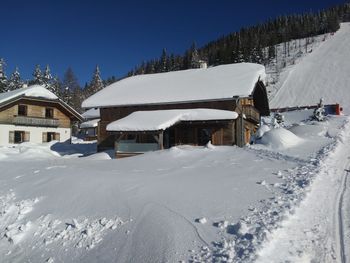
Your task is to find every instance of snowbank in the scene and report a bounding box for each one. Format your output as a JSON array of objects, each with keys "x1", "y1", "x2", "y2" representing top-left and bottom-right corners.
[{"x1": 260, "y1": 128, "x2": 303, "y2": 149}]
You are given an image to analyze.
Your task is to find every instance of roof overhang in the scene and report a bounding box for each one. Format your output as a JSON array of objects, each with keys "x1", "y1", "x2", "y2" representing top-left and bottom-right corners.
[{"x1": 0, "y1": 95, "x2": 84, "y2": 122}]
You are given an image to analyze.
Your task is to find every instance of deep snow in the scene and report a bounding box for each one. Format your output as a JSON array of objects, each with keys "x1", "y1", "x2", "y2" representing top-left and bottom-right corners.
[{"x1": 0, "y1": 111, "x2": 348, "y2": 262}]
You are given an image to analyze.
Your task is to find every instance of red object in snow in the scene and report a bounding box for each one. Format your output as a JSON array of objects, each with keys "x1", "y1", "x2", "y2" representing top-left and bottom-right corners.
[{"x1": 335, "y1": 104, "x2": 341, "y2": 115}]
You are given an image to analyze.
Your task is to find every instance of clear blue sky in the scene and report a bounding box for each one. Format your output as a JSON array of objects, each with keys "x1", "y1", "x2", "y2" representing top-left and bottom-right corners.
[{"x1": 0, "y1": 0, "x2": 346, "y2": 85}]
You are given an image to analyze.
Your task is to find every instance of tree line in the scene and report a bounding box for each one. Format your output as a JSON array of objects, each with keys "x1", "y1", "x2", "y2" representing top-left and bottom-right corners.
[
  {"x1": 127, "y1": 2, "x2": 350, "y2": 76},
  {"x1": 0, "y1": 61, "x2": 116, "y2": 113}
]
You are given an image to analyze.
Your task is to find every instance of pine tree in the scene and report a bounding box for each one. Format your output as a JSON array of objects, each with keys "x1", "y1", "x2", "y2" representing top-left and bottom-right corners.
[
  {"x1": 43, "y1": 65, "x2": 53, "y2": 88},
  {"x1": 87, "y1": 65, "x2": 104, "y2": 96},
  {"x1": 8, "y1": 67, "x2": 23, "y2": 91},
  {"x1": 160, "y1": 48, "x2": 168, "y2": 72},
  {"x1": 32, "y1": 65, "x2": 44, "y2": 85},
  {"x1": 0, "y1": 58, "x2": 8, "y2": 92},
  {"x1": 190, "y1": 43, "x2": 200, "y2": 68},
  {"x1": 49, "y1": 76, "x2": 62, "y2": 97},
  {"x1": 62, "y1": 67, "x2": 82, "y2": 112}
]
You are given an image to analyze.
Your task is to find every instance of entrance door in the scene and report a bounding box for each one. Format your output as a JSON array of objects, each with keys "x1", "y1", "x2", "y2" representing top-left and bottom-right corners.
[
  {"x1": 198, "y1": 128, "x2": 211, "y2": 146},
  {"x1": 47, "y1": 132, "x2": 55, "y2": 142}
]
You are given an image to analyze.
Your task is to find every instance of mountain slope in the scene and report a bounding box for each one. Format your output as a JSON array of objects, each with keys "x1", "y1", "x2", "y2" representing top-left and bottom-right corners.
[{"x1": 270, "y1": 23, "x2": 350, "y2": 113}]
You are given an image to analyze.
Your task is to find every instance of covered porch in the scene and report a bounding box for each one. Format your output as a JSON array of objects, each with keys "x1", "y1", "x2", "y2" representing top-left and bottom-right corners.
[{"x1": 106, "y1": 109, "x2": 238, "y2": 158}]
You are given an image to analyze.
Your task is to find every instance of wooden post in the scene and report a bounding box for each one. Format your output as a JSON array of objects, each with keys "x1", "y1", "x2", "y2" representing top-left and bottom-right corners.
[{"x1": 158, "y1": 131, "x2": 164, "y2": 150}]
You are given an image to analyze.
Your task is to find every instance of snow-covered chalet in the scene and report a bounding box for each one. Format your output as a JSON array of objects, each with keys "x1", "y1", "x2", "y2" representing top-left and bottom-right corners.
[
  {"x1": 82, "y1": 63, "x2": 270, "y2": 158},
  {"x1": 0, "y1": 85, "x2": 83, "y2": 145},
  {"x1": 80, "y1": 107, "x2": 100, "y2": 141}
]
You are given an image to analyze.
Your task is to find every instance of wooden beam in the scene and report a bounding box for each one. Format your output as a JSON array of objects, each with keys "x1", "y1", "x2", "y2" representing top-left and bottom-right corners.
[{"x1": 159, "y1": 131, "x2": 164, "y2": 150}]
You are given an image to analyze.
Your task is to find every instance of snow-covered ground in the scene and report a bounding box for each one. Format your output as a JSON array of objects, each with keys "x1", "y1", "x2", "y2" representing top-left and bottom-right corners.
[
  {"x1": 1, "y1": 22, "x2": 350, "y2": 263},
  {"x1": 0, "y1": 110, "x2": 349, "y2": 262}
]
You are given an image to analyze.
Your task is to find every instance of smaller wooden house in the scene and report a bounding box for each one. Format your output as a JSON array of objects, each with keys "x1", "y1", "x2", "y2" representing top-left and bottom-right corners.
[
  {"x1": 0, "y1": 85, "x2": 83, "y2": 146},
  {"x1": 82, "y1": 63, "x2": 270, "y2": 158},
  {"x1": 80, "y1": 108, "x2": 100, "y2": 141}
]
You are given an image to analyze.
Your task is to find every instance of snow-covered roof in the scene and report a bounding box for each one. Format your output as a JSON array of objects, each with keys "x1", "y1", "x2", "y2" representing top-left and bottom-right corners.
[
  {"x1": 82, "y1": 108, "x2": 100, "y2": 119},
  {"x1": 106, "y1": 109, "x2": 238, "y2": 132},
  {"x1": 80, "y1": 119, "x2": 100, "y2": 129},
  {"x1": 0, "y1": 85, "x2": 58, "y2": 105},
  {"x1": 83, "y1": 63, "x2": 266, "y2": 108}
]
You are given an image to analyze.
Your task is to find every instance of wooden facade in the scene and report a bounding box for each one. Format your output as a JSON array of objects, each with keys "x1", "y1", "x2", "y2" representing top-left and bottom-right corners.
[
  {"x1": 97, "y1": 79, "x2": 269, "y2": 155},
  {"x1": 0, "y1": 97, "x2": 77, "y2": 128},
  {"x1": 0, "y1": 96, "x2": 83, "y2": 145}
]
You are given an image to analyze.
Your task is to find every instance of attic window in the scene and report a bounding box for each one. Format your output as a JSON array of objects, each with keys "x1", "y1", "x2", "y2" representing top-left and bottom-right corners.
[
  {"x1": 18, "y1": 105, "x2": 27, "y2": 116},
  {"x1": 45, "y1": 108, "x2": 54, "y2": 118}
]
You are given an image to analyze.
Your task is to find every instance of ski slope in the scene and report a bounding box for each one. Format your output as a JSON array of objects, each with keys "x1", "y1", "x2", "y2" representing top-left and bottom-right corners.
[{"x1": 270, "y1": 23, "x2": 350, "y2": 113}]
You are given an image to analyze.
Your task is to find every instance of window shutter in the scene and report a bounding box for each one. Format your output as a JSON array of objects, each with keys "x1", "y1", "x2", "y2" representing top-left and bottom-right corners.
[
  {"x1": 42, "y1": 132, "x2": 47, "y2": 143},
  {"x1": 24, "y1": 132, "x2": 30, "y2": 142},
  {"x1": 55, "y1": 133, "x2": 60, "y2": 142},
  {"x1": 9, "y1": 131, "x2": 15, "y2": 143}
]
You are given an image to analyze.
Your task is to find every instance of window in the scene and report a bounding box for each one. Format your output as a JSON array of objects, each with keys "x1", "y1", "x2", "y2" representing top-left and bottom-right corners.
[
  {"x1": 18, "y1": 105, "x2": 27, "y2": 116},
  {"x1": 9, "y1": 131, "x2": 30, "y2": 144},
  {"x1": 42, "y1": 132, "x2": 60, "y2": 142},
  {"x1": 45, "y1": 108, "x2": 54, "y2": 118}
]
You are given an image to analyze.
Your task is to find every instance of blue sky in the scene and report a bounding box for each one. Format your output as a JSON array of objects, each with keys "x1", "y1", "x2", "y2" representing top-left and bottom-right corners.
[{"x1": 0, "y1": 0, "x2": 346, "y2": 85}]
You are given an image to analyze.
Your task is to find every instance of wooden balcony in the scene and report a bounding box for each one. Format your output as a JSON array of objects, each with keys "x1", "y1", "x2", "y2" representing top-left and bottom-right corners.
[
  {"x1": 243, "y1": 106, "x2": 260, "y2": 123},
  {"x1": 13, "y1": 115, "x2": 59, "y2": 127}
]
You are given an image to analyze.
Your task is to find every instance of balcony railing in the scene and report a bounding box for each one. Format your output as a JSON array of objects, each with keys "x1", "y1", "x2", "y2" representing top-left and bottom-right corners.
[
  {"x1": 243, "y1": 106, "x2": 260, "y2": 123},
  {"x1": 13, "y1": 115, "x2": 59, "y2": 127}
]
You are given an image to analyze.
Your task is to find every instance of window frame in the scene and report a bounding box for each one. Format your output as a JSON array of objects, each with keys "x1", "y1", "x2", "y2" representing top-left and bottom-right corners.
[
  {"x1": 18, "y1": 105, "x2": 28, "y2": 116},
  {"x1": 45, "y1": 107, "x2": 54, "y2": 119}
]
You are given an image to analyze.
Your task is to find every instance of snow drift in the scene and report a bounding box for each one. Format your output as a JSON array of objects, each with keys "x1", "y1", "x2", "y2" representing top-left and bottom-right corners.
[{"x1": 259, "y1": 128, "x2": 303, "y2": 149}]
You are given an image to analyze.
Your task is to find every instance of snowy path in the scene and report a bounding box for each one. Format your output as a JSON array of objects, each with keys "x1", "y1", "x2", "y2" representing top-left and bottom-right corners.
[
  {"x1": 342, "y1": 168, "x2": 350, "y2": 263},
  {"x1": 338, "y1": 167, "x2": 349, "y2": 263},
  {"x1": 256, "y1": 119, "x2": 350, "y2": 262}
]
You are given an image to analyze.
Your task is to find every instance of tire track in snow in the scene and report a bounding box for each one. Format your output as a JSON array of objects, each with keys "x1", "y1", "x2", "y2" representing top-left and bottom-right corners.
[{"x1": 338, "y1": 167, "x2": 349, "y2": 263}]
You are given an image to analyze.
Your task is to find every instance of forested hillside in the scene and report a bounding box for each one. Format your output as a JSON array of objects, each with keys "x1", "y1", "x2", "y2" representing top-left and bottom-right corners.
[{"x1": 127, "y1": 2, "x2": 350, "y2": 76}]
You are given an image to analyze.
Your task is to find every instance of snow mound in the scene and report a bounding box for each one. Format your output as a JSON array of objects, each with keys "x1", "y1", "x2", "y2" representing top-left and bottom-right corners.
[
  {"x1": 260, "y1": 128, "x2": 303, "y2": 149},
  {"x1": 256, "y1": 125, "x2": 271, "y2": 139}
]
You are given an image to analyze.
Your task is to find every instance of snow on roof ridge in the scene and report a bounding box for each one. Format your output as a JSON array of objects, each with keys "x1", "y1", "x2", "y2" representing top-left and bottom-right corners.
[
  {"x1": 0, "y1": 85, "x2": 58, "y2": 105},
  {"x1": 82, "y1": 63, "x2": 266, "y2": 109},
  {"x1": 82, "y1": 108, "x2": 100, "y2": 119},
  {"x1": 107, "y1": 108, "x2": 238, "y2": 132}
]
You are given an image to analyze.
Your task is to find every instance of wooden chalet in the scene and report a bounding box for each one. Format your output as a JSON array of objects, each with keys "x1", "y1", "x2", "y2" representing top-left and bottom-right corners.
[
  {"x1": 0, "y1": 85, "x2": 83, "y2": 145},
  {"x1": 82, "y1": 63, "x2": 270, "y2": 158},
  {"x1": 80, "y1": 108, "x2": 100, "y2": 141}
]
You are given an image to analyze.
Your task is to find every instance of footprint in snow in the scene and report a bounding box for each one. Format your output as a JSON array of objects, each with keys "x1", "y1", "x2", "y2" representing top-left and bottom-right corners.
[{"x1": 46, "y1": 165, "x2": 66, "y2": 170}]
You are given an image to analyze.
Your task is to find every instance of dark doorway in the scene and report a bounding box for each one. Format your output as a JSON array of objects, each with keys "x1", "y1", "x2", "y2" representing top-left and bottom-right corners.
[
  {"x1": 14, "y1": 131, "x2": 24, "y2": 143},
  {"x1": 47, "y1": 132, "x2": 55, "y2": 142},
  {"x1": 164, "y1": 128, "x2": 175, "y2": 148},
  {"x1": 198, "y1": 128, "x2": 212, "y2": 146}
]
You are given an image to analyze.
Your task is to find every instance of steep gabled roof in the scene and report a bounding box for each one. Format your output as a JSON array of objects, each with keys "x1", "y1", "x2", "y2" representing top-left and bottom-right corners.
[
  {"x1": 82, "y1": 63, "x2": 266, "y2": 108},
  {"x1": 0, "y1": 85, "x2": 57, "y2": 105},
  {"x1": 0, "y1": 85, "x2": 83, "y2": 121}
]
